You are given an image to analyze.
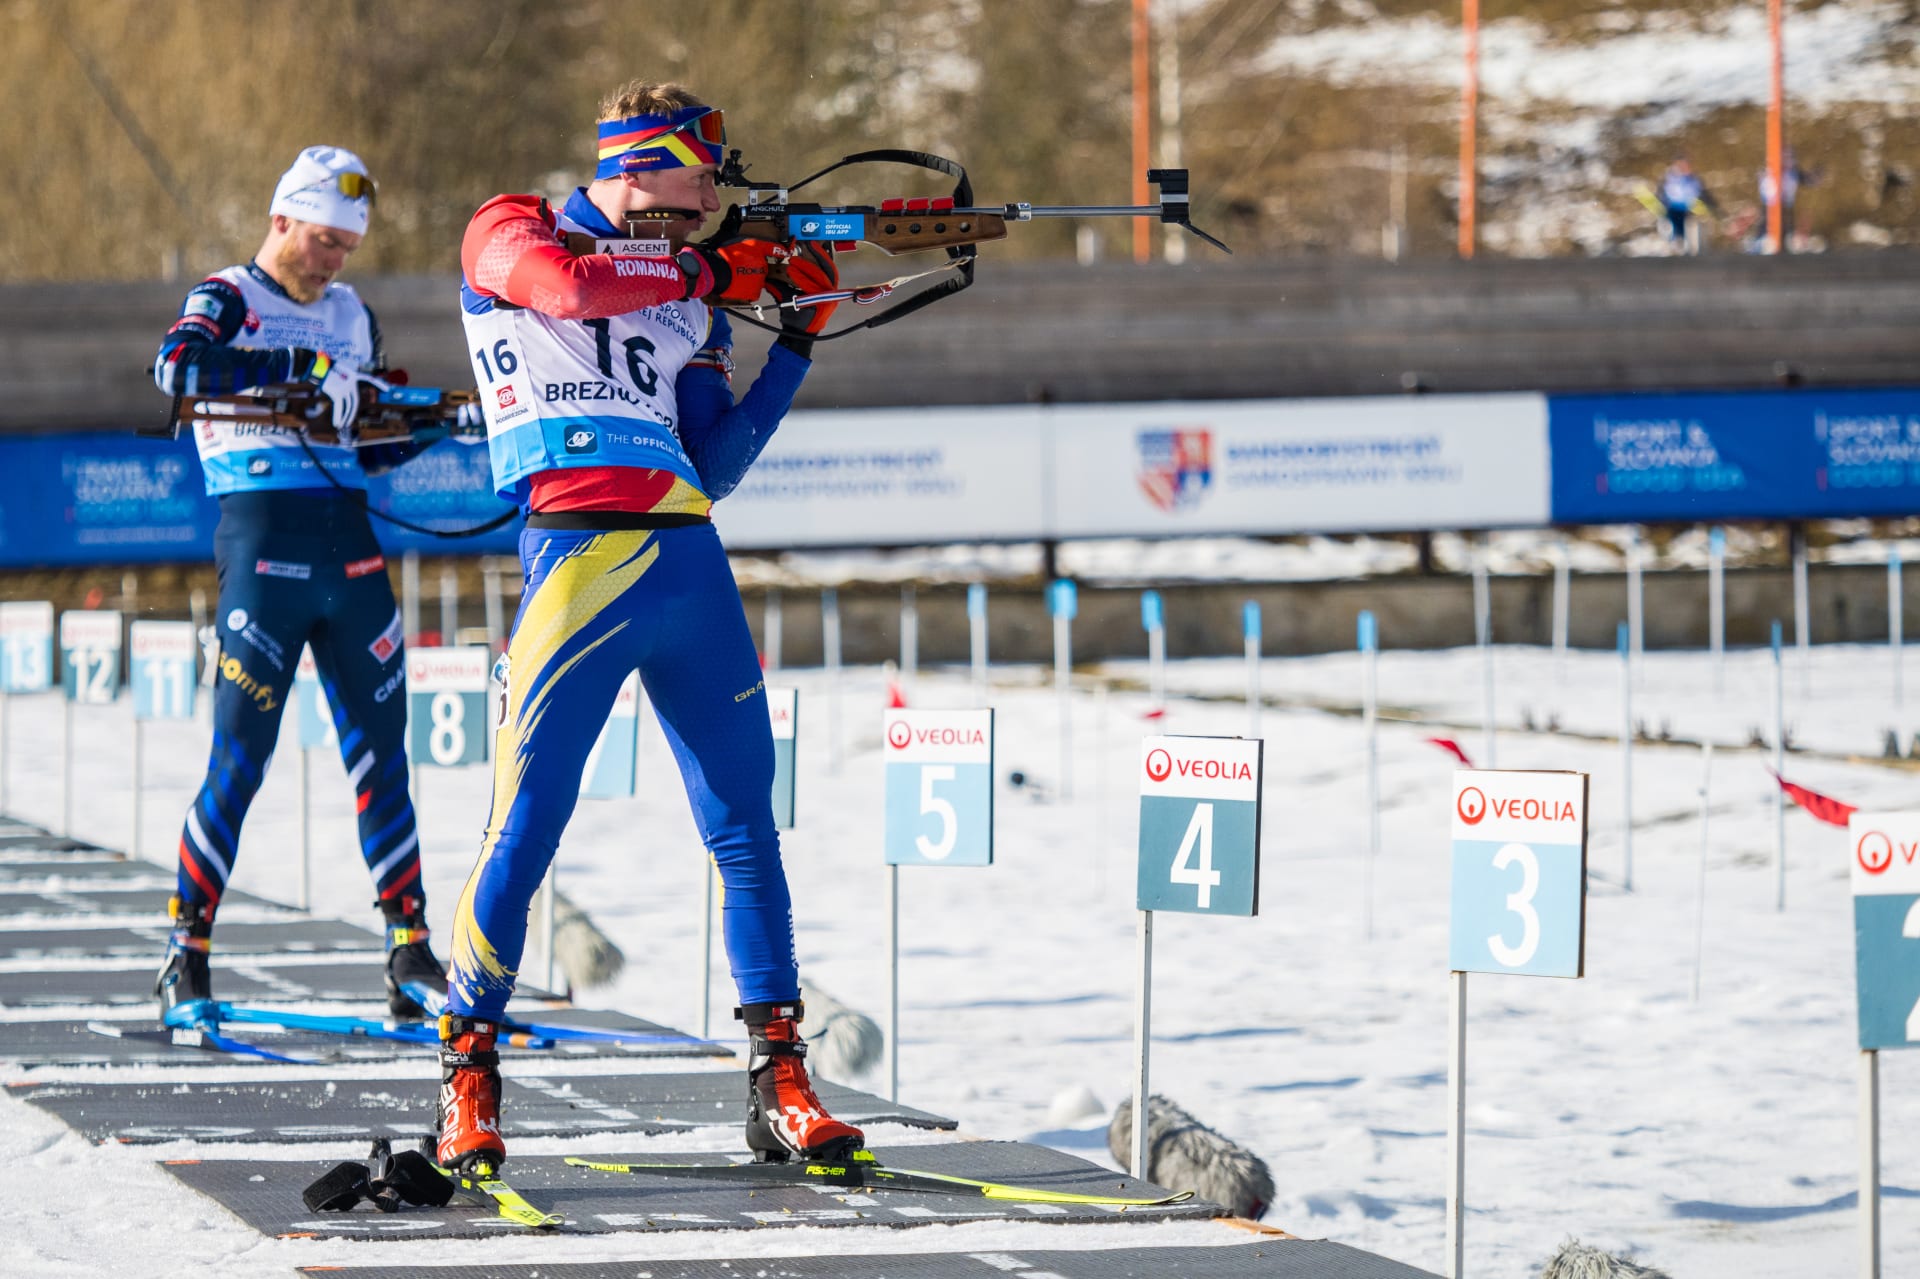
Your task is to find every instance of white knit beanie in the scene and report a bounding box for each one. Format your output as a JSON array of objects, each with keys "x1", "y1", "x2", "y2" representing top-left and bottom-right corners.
[{"x1": 269, "y1": 146, "x2": 374, "y2": 235}]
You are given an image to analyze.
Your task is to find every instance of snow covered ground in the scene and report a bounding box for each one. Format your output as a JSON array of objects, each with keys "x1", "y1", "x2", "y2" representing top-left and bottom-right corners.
[{"x1": 1, "y1": 639, "x2": 1916, "y2": 1278}]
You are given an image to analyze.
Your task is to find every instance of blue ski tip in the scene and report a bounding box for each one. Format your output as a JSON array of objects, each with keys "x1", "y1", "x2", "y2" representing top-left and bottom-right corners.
[{"x1": 162, "y1": 998, "x2": 219, "y2": 1029}]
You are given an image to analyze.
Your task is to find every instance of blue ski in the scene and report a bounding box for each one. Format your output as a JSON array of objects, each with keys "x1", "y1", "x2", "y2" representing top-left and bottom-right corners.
[
  {"x1": 398, "y1": 981, "x2": 716, "y2": 1049},
  {"x1": 88, "y1": 1018, "x2": 331, "y2": 1065},
  {"x1": 161, "y1": 999, "x2": 555, "y2": 1049}
]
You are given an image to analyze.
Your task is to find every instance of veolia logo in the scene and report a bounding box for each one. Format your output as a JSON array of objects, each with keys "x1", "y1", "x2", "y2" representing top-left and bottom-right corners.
[
  {"x1": 1857, "y1": 830, "x2": 1895, "y2": 875},
  {"x1": 886, "y1": 720, "x2": 911, "y2": 749},
  {"x1": 1144, "y1": 748, "x2": 1172, "y2": 782},
  {"x1": 1456, "y1": 786, "x2": 1487, "y2": 825}
]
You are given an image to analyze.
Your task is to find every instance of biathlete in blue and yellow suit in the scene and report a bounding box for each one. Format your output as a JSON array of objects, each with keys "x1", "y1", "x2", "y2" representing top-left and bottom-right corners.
[
  {"x1": 435, "y1": 79, "x2": 861, "y2": 1173},
  {"x1": 150, "y1": 146, "x2": 450, "y2": 1020}
]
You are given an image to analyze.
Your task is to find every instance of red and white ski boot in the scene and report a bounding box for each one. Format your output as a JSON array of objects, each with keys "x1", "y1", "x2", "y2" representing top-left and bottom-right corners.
[
  {"x1": 739, "y1": 1000, "x2": 865, "y2": 1163},
  {"x1": 435, "y1": 1015, "x2": 505, "y2": 1172}
]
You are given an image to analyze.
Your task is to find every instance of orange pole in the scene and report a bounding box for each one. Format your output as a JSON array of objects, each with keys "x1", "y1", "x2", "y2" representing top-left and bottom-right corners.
[
  {"x1": 1767, "y1": 0, "x2": 1785, "y2": 253},
  {"x1": 1458, "y1": 0, "x2": 1479, "y2": 259},
  {"x1": 1132, "y1": 0, "x2": 1152, "y2": 263}
]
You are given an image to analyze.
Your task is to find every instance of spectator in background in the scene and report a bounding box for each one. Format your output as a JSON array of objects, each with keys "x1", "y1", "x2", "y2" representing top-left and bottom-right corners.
[
  {"x1": 1754, "y1": 148, "x2": 1818, "y2": 252},
  {"x1": 1657, "y1": 157, "x2": 1719, "y2": 255}
]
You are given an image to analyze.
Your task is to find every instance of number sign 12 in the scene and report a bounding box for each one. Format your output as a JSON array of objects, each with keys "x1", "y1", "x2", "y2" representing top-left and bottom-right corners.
[
  {"x1": 883, "y1": 709, "x2": 993, "y2": 866},
  {"x1": 59, "y1": 610, "x2": 123, "y2": 705},
  {"x1": 0, "y1": 601, "x2": 54, "y2": 693},
  {"x1": 1137, "y1": 735, "x2": 1263, "y2": 916},
  {"x1": 406, "y1": 647, "x2": 492, "y2": 768},
  {"x1": 1847, "y1": 812, "x2": 1920, "y2": 1051},
  {"x1": 1448, "y1": 770, "x2": 1589, "y2": 978},
  {"x1": 130, "y1": 621, "x2": 197, "y2": 721}
]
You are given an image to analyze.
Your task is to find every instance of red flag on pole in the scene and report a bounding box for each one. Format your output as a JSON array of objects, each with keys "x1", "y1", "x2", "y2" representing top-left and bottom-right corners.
[
  {"x1": 1769, "y1": 770, "x2": 1856, "y2": 827},
  {"x1": 1427, "y1": 736, "x2": 1475, "y2": 768}
]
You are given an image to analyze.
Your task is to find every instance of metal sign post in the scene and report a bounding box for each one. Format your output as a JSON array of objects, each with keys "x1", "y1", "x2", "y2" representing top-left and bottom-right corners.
[
  {"x1": 1360, "y1": 610, "x2": 1380, "y2": 939},
  {"x1": 1619, "y1": 622, "x2": 1633, "y2": 891},
  {"x1": 1551, "y1": 538, "x2": 1570, "y2": 695},
  {"x1": 1772, "y1": 620, "x2": 1786, "y2": 910},
  {"x1": 1134, "y1": 734, "x2": 1263, "y2": 1178},
  {"x1": 1693, "y1": 744, "x2": 1713, "y2": 1002},
  {"x1": 1447, "y1": 767, "x2": 1590, "y2": 1277},
  {"x1": 1050, "y1": 580, "x2": 1076, "y2": 800},
  {"x1": 764, "y1": 590, "x2": 783, "y2": 673},
  {"x1": 1626, "y1": 527, "x2": 1644, "y2": 677},
  {"x1": 1844, "y1": 810, "x2": 1920, "y2": 1279},
  {"x1": 883, "y1": 708, "x2": 996, "y2": 1103},
  {"x1": 1890, "y1": 545, "x2": 1904, "y2": 719}
]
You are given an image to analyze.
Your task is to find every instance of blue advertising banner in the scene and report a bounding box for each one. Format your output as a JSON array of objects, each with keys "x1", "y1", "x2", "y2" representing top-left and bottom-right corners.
[
  {"x1": 1548, "y1": 388, "x2": 1920, "y2": 524},
  {"x1": 0, "y1": 431, "x2": 518, "y2": 568}
]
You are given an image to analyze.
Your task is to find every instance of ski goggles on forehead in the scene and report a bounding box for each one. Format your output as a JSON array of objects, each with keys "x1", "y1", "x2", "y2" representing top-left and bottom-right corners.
[
  {"x1": 595, "y1": 107, "x2": 726, "y2": 178},
  {"x1": 296, "y1": 171, "x2": 378, "y2": 204}
]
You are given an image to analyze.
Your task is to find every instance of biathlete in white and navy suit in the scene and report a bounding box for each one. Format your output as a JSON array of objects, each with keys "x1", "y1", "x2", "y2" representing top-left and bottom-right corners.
[
  {"x1": 150, "y1": 146, "x2": 448, "y2": 1021},
  {"x1": 433, "y1": 79, "x2": 862, "y2": 1176}
]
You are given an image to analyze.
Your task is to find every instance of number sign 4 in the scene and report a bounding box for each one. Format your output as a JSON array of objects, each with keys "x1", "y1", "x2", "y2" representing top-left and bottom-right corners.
[{"x1": 1137, "y1": 735, "x2": 1262, "y2": 916}]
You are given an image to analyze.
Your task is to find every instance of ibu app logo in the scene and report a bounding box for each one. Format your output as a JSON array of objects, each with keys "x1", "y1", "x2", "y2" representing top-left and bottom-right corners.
[
  {"x1": 564, "y1": 427, "x2": 598, "y2": 455},
  {"x1": 797, "y1": 215, "x2": 864, "y2": 241}
]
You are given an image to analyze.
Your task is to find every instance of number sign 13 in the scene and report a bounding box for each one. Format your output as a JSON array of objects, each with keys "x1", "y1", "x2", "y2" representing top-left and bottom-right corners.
[
  {"x1": 1137, "y1": 735, "x2": 1262, "y2": 916},
  {"x1": 1448, "y1": 770, "x2": 1589, "y2": 978},
  {"x1": 1847, "y1": 812, "x2": 1920, "y2": 1051},
  {"x1": 883, "y1": 709, "x2": 993, "y2": 866},
  {"x1": 0, "y1": 601, "x2": 54, "y2": 694}
]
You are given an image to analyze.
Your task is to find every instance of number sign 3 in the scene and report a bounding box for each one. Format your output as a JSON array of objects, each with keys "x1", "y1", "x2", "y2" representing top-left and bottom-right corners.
[{"x1": 1448, "y1": 770, "x2": 1589, "y2": 978}]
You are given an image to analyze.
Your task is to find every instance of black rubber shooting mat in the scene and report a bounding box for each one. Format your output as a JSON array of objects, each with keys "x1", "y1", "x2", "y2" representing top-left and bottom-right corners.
[
  {"x1": 0, "y1": 857, "x2": 167, "y2": 883},
  {"x1": 0, "y1": 956, "x2": 550, "y2": 1009},
  {"x1": 0, "y1": 884, "x2": 277, "y2": 918},
  {"x1": 0, "y1": 918, "x2": 382, "y2": 960},
  {"x1": 0, "y1": 1007, "x2": 714, "y2": 1068},
  {"x1": 17, "y1": 1070, "x2": 955, "y2": 1144},
  {"x1": 0, "y1": 834, "x2": 108, "y2": 854},
  {"x1": 164, "y1": 1141, "x2": 1218, "y2": 1239},
  {"x1": 295, "y1": 1242, "x2": 1443, "y2": 1278}
]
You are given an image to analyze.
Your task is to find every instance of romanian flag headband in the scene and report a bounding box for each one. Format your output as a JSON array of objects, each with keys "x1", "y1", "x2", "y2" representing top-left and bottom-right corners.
[{"x1": 595, "y1": 106, "x2": 726, "y2": 178}]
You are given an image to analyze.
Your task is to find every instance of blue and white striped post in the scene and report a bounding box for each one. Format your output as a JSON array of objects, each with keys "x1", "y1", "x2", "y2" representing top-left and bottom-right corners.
[
  {"x1": 1619, "y1": 620, "x2": 1633, "y2": 892},
  {"x1": 1627, "y1": 526, "x2": 1645, "y2": 677},
  {"x1": 1141, "y1": 590, "x2": 1165, "y2": 712},
  {"x1": 1890, "y1": 545, "x2": 1903, "y2": 715},
  {"x1": 1772, "y1": 619, "x2": 1786, "y2": 911},
  {"x1": 968, "y1": 583, "x2": 988, "y2": 707},
  {"x1": 1243, "y1": 601, "x2": 1262, "y2": 740},
  {"x1": 1359, "y1": 610, "x2": 1380, "y2": 939},
  {"x1": 1050, "y1": 580, "x2": 1077, "y2": 799},
  {"x1": 1474, "y1": 548, "x2": 1494, "y2": 769},
  {"x1": 1709, "y1": 527, "x2": 1727, "y2": 695}
]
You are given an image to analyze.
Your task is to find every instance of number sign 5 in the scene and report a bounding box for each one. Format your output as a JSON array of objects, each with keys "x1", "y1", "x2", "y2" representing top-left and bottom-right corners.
[{"x1": 883, "y1": 710, "x2": 994, "y2": 867}]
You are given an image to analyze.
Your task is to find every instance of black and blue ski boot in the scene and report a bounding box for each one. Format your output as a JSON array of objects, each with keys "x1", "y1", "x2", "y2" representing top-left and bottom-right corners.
[
  {"x1": 153, "y1": 895, "x2": 214, "y2": 1019},
  {"x1": 381, "y1": 894, "x2": 447, "y2": 1018}
]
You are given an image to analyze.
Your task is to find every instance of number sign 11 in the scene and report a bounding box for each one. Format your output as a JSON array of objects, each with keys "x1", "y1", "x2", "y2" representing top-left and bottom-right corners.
[
  {"x1": 883, "y1": 709, "x2": 993, "y2": 866},
  {"x1": 60, "y1": 610, "x2": 123, "y2": 705},
  {"x1": 1848, "y1": 812, "x2": 1920, "y2": 1050},
  {"x1": 130, "y1": 622, "x2": 197, "y2": 721},
  {"x1": 406, "y1": 647, "x2": 492, "y2": 768},
  {"x1": 1137, "y1": 735, "x2": 1263, "y2": 916},
  {"x1": 1448, "y1": 769, "x2": 1589, "y2": 978},
  {"x1": 0, "y1": 601, "x2": 54, "y2": 693}
]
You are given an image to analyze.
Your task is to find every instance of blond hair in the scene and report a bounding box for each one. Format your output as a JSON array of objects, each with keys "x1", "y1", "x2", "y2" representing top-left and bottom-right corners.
[{"x1": 597, "y1": 80, "x2": 705, "y2": 124}]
